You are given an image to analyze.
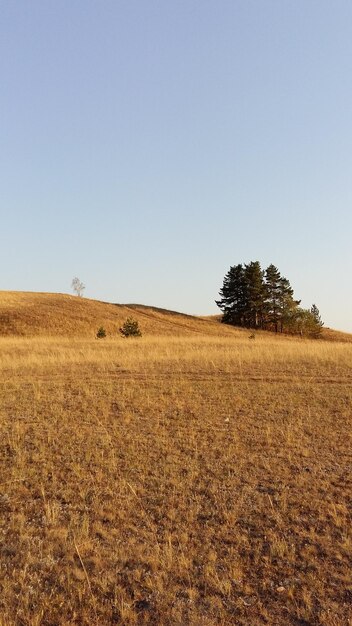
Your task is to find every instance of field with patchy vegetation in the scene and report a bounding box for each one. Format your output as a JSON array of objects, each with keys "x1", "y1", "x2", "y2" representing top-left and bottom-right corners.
[{"x1": 0, "y1": 293, "x2": 351, "y2": 625}]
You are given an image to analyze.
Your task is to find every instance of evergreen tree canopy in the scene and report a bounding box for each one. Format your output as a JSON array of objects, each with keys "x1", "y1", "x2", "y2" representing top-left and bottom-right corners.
[
  {"x1": 309, "y1": 304, "x2": 324, "y2": 336},
  {"x1": 216, "y1": 261, "x2": 321, "y2": 336},
  {"x1": 264, "y1": 264, "x2": 281, "y2": 332},
  {"x1": 215, "y1": 264, "x2": 246, "y2": 326},
  {"x1": 243, "y1": 262, "x2": 265, "y2": 329}
]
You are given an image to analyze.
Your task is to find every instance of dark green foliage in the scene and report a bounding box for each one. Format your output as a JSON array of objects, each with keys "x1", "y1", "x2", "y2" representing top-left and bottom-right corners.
[
  {"x1": 309, "y1": 304, "x2": 324, "y2": 337},
  {"x1": 217, "y1": 261, "x2": 322, "y2": 336},
  {"x1": 120, "y1": 317, "x2": 142, "y2": 337},
  {"x1": 277, "y1": 277, "x2": 301, "y2": 333},
  {"x1": 243, "y1": 261, "x2": 266, "y2": 329},
  {"x1": 310, "y1": 304, "x2": 324, "y2": 328},
  {"x1": 215, "y1": 264, "x2": 246, "y2": 326},
  {"x1": 264, "y1": 264, "x2": 282, "y2": 332},
  {"x1": 96, "y1": 326, "x2": 106, "y2": 339}
]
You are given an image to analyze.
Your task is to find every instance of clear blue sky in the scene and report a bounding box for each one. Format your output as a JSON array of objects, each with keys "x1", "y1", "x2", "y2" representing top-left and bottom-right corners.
[{"x1": 1, "y1": 1, "x2": 351, "y2": 331}]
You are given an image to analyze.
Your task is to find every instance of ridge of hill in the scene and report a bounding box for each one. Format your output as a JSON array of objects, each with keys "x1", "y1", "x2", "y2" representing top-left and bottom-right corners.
[{"x1": 0, "y1": 291, "x2": 351, "y2": 341}]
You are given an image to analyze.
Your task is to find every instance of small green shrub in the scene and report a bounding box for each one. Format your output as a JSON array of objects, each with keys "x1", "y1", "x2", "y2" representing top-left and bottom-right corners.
[
  {"x1": 96, "y1": 326, "x2": 107, "y2": 339},
  {"x1": 120, "y1": 317, "x2": 142, "y2": 337}
]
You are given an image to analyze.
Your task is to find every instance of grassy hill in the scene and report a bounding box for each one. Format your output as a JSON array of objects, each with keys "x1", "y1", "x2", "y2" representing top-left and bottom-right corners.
[
  {"x1": 0, "y1": 291, "x2": 243, "y2": 338},
  {"x1": 0, "y1": 290, "x2": 351, "y2": 342}
]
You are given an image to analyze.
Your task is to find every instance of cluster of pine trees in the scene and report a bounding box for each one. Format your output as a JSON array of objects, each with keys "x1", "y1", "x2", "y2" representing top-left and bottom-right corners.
[{"x1": 216, "y1": 261, "x2": 323, "y2": 336}]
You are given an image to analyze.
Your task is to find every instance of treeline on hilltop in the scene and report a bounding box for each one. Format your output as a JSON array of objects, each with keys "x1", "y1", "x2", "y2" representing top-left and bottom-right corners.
[{"x1": 216, "y1": 261, "x2": 323, "y2": 337}]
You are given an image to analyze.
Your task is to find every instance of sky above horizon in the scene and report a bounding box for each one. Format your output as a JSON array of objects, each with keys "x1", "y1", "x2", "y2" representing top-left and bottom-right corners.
[{"x1": 1, "y1": 1, "x2": 352, "y2": 331}]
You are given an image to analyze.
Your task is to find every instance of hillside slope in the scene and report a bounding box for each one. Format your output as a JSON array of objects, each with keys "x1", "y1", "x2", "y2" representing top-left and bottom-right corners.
[
  {"x1": 0, "y1": 291, "x2": 241, "y2": 338},
  {"x1": 0, "y1": 291, "x2": 351, "y2": 340}
]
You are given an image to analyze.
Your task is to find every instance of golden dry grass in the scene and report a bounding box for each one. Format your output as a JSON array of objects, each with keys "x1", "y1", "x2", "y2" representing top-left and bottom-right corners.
[
  {"x1": 0, "y1": 292, "x2": 243, "y2": 338},
  {"x1": 0, "y1": 293, "x2": 351, "y2": 625}
]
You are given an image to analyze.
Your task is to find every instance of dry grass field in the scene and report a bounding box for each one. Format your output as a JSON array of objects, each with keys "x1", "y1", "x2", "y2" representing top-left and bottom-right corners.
[{"x1": 0, "y1": 293, "x2": 351, "y2": 625}]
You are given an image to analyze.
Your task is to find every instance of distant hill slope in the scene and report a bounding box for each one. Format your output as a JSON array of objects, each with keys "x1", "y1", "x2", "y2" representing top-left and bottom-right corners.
[
  {"x1": 0, "y1": 291, "x2": 351, "y2": 341},
  {"x1": 318, "y1": 326, "x2": 352, "y2": 343},
  {"x1": 0, "y1": 291, "x2": 241, "y2": 338}
]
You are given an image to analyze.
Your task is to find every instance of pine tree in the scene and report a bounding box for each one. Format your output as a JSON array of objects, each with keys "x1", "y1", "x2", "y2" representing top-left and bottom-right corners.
[
  {"x1": 216, "y1": 264, "x2": 246, "y2": 325},
  {"x1": 217, "y1": 260, "x2": 311, "y2": 335},
  {"x1": 264, "y1": 264, "x2": 282, "y2": 332},
  {"x1": 120, "y1": 317, "x2": 142, "y2": 337},
  {"x1": 243, "y1": 261, "x2": 265, "y2": 328},
  {"x1": 310, "y1": 304, "x2": 324, "y2": 337},
  {"x1": 278, "y1": 276, "x2": 300, "y2": 332}
]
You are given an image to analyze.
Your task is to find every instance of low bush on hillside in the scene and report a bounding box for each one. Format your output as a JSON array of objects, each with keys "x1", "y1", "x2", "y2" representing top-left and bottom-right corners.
[
  {"x1": 96, "y1": 326, "x2": 106, "y2": 339},
  {"x1": 120, "y1": 317, "x2": 142, "y2": 337}
]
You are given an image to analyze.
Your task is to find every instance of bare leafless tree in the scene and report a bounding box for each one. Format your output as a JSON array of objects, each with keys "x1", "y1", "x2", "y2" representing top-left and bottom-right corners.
[{"x1": 71, "y1": 277, "x2": 85, "y2": 297}]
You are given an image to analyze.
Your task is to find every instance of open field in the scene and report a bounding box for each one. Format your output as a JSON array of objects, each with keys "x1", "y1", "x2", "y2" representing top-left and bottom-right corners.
[{"x1": 0, "y1": 294, "x2": 351, "y2": 625}]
